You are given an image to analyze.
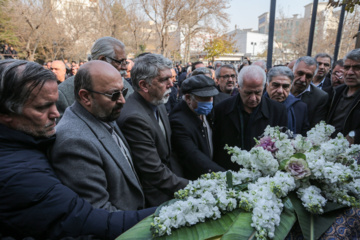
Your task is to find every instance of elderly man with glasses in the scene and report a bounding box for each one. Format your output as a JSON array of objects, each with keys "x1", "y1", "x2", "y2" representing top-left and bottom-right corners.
[
  {"x1": 51, "y1": 60, "x2": 146, "y2": 212},
  {"x1": 215, "y1": 64, "x2": 239, "y2": 96},
  {"x1": 56, "y1": 36, "x2": 134, "y2": 122}
]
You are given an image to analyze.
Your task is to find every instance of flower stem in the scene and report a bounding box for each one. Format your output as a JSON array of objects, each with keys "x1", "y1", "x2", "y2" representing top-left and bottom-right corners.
[{"x1": 310, "y1": 214, "x2": 314, "y2": 240}]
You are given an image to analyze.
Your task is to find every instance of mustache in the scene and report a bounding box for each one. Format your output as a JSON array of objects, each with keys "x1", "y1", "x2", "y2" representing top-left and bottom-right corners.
[
  {"x1": 45, "y1": 121, "x2": 55, "y2": 128},
  {"x1": 164, "y1": 89, "x2": 171, "y2": 96},
  {"x1": 113, "y1": 103, "x2": 124, "y2": 111},
  {"x1": 294, "y1": 80, "x2": 307, "y2": 86}
]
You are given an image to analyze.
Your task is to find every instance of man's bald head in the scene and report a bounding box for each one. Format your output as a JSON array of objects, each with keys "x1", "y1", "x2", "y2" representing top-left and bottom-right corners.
[
  {"x1": 74, "y1": 60, "x2": 122, "y2": 101},
  {"x1": 51, "y1": 60, "x2": 66, "y2": 83}
]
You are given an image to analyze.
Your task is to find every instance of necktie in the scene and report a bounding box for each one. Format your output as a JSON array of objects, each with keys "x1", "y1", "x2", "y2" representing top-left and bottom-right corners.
[{"x1": 156, "y1": 109, "x2": 166, "y2": 138}]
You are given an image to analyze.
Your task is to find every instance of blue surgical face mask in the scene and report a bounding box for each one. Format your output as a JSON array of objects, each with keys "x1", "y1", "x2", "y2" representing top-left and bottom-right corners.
[{"x1": 194, "y1": 101, "x2": 213, "y2": 116}]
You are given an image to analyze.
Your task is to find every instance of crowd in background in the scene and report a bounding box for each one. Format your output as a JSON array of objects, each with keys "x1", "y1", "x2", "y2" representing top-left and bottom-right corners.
[
  {"x1": 0, "y1": 43, "x2": 17, "y2": 59},
  {"x1": 0, "y1": 35, "x2": 359, "y2": 239}
]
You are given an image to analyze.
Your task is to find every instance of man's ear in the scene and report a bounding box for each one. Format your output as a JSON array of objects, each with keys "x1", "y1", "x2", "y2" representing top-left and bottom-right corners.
[
  {"x1": 98, "y1": 55, "x2": 107, "y2": 61},
  {"x1": 78, "y1": 89, "x2": 92, "y2": 106},
  {"x1": 184, "y1": 94, "x2": 192, "y2": 105},
  {"x1": 0, "y1": 113, "x2": 13, "y2": 124},
  {"x1": 138, "y1": 79, "x2": 149, "y2": 93}
]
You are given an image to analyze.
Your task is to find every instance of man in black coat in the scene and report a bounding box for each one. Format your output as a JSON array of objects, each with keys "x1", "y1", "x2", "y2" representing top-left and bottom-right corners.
[
  {"x1": 265, "y1": 66, "x2": 310, "y2": 135},
  {"x1": 290, "y1": 56, "x2": 328, "y2": 128},
  {"x1": 0, "y1": 60, "x2": 154, "y2": 239},
  {"x1": 213, "y1": 65, "x2": 288, "y2": 171},
  {"x1": 323, "y1": 59, "x2": 344, "y2": 96},
  {"x1": 169, "y1": 75, "x2": 225, "y2": 180},
  {"x1": 326, "y1": 49, "x2": 360, "y2": 145},
  {"x1": 312, "y1": 53, "x2": 332, "y2": 90}
]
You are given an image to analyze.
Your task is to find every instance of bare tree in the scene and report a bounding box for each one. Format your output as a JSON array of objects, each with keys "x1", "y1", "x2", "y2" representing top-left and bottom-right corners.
[
  {"x1": 4, "y1": 0, "x2": 67, "y2": 61},
  {"x1": 177, "y1": 0, "x2": 230, "y2": 62},
  {"x1": 138, "y1": 0, "x2": 187, "y2": 57},
  {"x1": 122, "y1": 2, "x2": 152, "y2": 55}
]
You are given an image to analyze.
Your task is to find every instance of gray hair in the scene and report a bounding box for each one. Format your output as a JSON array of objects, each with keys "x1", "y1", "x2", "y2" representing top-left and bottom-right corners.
[
  {"x1": 131, "y1": 53, "x2": 172, "y2": 91},
  {"x1": 253, "y1": 60, "x2": 267, "y2": 71},
  {"x1": 293, "y1": 56, "x2": 318, "y2": 76},
  {"x1": 314, "y1": 53, "x2": 333, "y2": 67},
  {"x1": 0, "y1": 60, "x2": 57, "y2": 114},
  {"x1": 267, "y1": 66, "x2": 294, "y2": 84},
  {"x1": 213, "y1": 61, "x2": 223, "y2": 69},
  {"x1": 74, "y1": 64, "x2": 93, "y2": 102},
  {"x1": 332, "y1": 59, "x2": 344, "y2": 69},
  {"x1": 238, "y1": 65, "x2": 266, "y2": 88},
  {"x1": 0, "y1": 59, "x2": 17, "y2": 74},
  {"x1": 192, "y1": 67, "x2": 212, "y2": 77},
  {"x1": 215, "y1": 64, "x2": 237, "y2": 79},
  {"x1": 344, "y1": 48, "x2": 360, "y2": 62},
  {"x1": 90, "y1": 37, "x2": 125, "y2": 64}
]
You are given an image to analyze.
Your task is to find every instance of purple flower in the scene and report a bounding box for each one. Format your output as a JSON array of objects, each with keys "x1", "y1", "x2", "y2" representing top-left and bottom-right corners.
[
  {"x1": 256, "y1": 136, "x2": 278, "y2": 153},
  {"x1": 285, "y1": 158, "x2": 311, "y2": 180}
]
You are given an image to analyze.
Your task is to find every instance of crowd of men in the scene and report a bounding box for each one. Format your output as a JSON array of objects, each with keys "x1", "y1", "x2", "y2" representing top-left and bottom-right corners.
[
  {"x1": 0, "y1": 36, "x2": 359, "y2": 239},
  {"x1": 0, "y1": 44, "x2": 17, "y2": 59}
]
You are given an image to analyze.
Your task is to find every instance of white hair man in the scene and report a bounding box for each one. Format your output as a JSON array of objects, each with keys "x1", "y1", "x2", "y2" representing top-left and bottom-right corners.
[{"x1": 213, "y1": 65, "x2": 288, "y2": 171}]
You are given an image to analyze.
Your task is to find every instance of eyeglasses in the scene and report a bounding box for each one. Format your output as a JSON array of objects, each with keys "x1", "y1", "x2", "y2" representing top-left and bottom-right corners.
[
  {"x1": 219, "y1": 74, "x2": 236, "y2": 80},
  {"x1": 86, "y1": 88, "x2": 128, "y2": 101},
  {"x1": 343, "y1": 64, "x2": 360, "y2": 72},
  {"x1": 106, "y1": 56, "x2": 129, "y2": 66}
]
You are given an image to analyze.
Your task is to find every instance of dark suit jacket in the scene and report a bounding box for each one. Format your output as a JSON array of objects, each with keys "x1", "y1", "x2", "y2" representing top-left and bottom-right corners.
[
  {"x1": 51, "y1": 101, "x2": 145, "y2": 212},
  {"x1": 117, "y1": 92, "x2": 189, "y2": 207},
  {"x1": 165, "y1": 85, "x2": 179, "y2": 113},
  {"x1": 264, "y1": 93, "x2": 309, "y2": 135},
  {"x1": 326, "y1": 84, "x2": 360, "y2": 144},
  {"x1": 213, "y1": 94, "x2": 288, "y2": 171},
  {"x1": 214, "y1": 92, "x2": 230, "y2": 106},
  {"x1": 56, "y1": 76, "x2": 75, "y2": 122},
  {"x1": 323, "y1": 76, "x2": 331, "y2": 89},
  {"x1": 300, "y1": 85, "x2": 328, "y2": 128},
  {"x1": 169, "y1": 100, "x2": 225, "y2": 180}
]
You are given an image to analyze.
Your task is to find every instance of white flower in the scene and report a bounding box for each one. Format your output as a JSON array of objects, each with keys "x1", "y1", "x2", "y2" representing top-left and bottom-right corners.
[
  {"x1": 306, "y1": 121, "x2": 335, "y2": 146},
  {"x1": 249, "y1": 147, "x2": 279, "y2": 175},
  {"x1": 297, "y1": 185, "x2": 327, "y2": 214},
  {"x1": 292, "y1": 135, "x2": 312, "y2": 153},
  {"x1": 151, "y1": 123, "x2": 360, "y2": 238}
]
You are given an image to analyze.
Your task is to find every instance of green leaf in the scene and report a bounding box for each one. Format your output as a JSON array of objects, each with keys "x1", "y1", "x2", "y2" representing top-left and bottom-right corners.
[
  {"x1": 226, "y1": 171, "x2": 233, "y2": 189},
  {"x1": 117, "y1": 210, "x2": 243, "y2": 240},
  {"x1": 220, "y1": 211, "x2": 255, "y2": 240},
  {"x1": 233, "y1": 183, "x2": 248, "y2": 192},
  {"x1": 289, "y1": 192, "x2": 347, "y2": 240},
  {"x1": 279, "y1": 159, "x2": 289, "y2": 170},
  {"x1": 273, "y1": 197, "x2": 297, "y2": 240},
  {"x1": 116, "y1": 215, "x2": 154, "y2": 240},
  {"x1": 291, "y1": 153, "x2": 306, "y2": 160}
]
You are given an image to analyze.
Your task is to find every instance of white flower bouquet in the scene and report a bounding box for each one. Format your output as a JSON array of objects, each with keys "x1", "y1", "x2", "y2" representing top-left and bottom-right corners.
[{"x1": 118, "y1": 122, "x2": 360, "y2": 240}]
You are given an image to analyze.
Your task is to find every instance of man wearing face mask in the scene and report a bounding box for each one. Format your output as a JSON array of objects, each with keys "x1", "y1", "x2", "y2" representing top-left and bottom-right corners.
[{"x1": 169, "y1": 75, "x2": 225, "y2": 180}]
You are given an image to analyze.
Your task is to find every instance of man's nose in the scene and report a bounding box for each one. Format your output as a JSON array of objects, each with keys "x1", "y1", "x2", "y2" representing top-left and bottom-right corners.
[
  {"x1": 50, "y1": 105, "x2": 60, "y2": 119},
  {"x1": 299, "y1": 75, "x2": 306, "y2": 82},
  {"x1": 117, "y1": 94, "x2": 126, "y2": 104},
  {"x1": 167, "y1": 78, "x2": 173, "y2": 88},
  {"x1": 249, "y1": 93, "x2": 256, "y2": 101}
]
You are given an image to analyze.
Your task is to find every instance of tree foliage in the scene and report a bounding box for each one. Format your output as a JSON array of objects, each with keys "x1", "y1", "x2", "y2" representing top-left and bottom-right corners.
[
  {"x1": 327, "y1": 0, "x2": 360, "y2": 13},
  {"x1": 203, "y1": 36, "x2": 234, "y2": 62},
  {"x1": 0, "y1": 0, "x2": 19, "y2": 47}
]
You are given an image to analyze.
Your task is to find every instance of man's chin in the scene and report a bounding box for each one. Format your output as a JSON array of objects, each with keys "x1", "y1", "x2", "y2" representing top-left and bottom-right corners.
[{"x1": 151, "y1": 96, "x2": 169, "y2": 106}]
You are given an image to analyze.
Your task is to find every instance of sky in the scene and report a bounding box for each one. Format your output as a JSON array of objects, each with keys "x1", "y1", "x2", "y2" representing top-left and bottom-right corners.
[{"x1": 226, "y1": 0, "x2": 329, "y2": 31}]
